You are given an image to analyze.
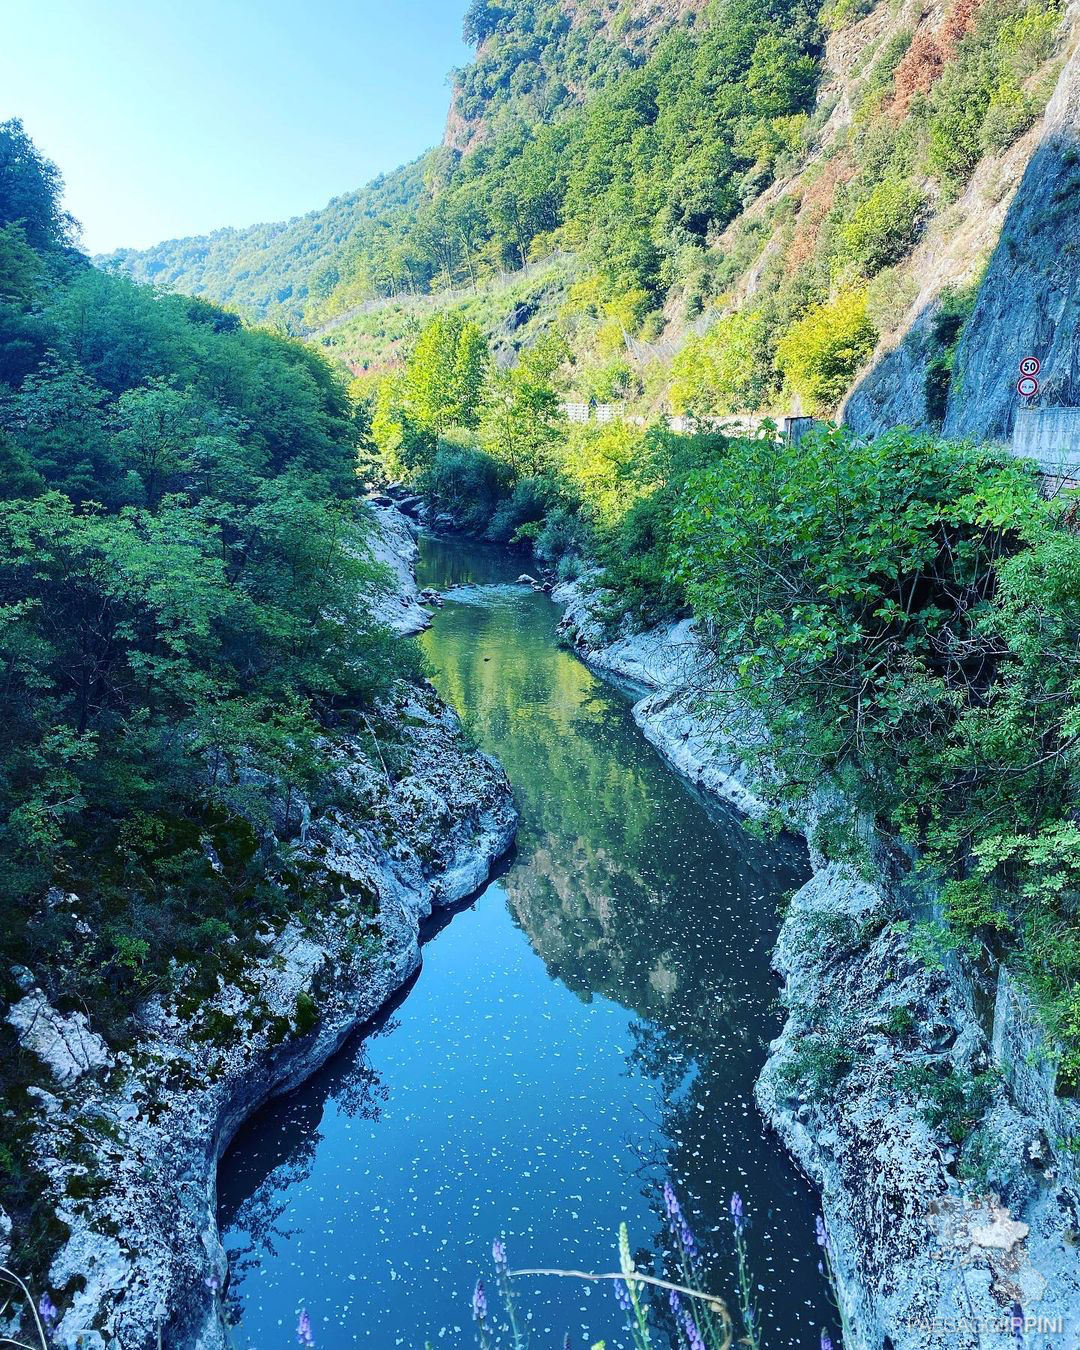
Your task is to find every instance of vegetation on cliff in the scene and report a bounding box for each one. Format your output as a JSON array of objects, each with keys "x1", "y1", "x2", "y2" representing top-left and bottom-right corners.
[{"x1": 0, "y1": 120, "x2": 418, "y2": 1270}]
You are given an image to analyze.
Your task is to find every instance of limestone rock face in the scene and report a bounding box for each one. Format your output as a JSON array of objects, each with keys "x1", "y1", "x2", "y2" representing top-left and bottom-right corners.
[
  {"x1": 27, "y1": 689, "x2": 516, "y2": 1350},
  {"x1": 365, "y1": 500, "x2": 431, "y2": 635},
  {"x1": 8, "y1": 992, "x2": 113, "y2": 1085}
]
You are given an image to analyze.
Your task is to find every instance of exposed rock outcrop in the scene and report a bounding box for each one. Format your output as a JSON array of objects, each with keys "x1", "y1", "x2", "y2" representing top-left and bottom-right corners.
[
  {"x1": 944, "y1": 23, "x2": 1080, "y2": 442},
  {"x1": 8, "y1": 989, "x2": 113, "y2": 1086},
  {"x1": 366, "y1": 500, "x2": 431, "y2": 635},
  {"x1": 553, "y1": 577, "x2": 1080, "y2": 1349}
]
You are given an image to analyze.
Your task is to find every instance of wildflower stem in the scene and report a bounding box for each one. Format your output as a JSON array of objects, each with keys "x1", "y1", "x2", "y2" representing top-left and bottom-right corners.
[
  {"x1": 501, "y1": 1274, "x2": 525, "y2": 1349},
  {"x1": 733, "y1": 1230, "x2": 760, "y2": 1350},
  {"x1": 508, "y1": 1267, "x2": 731, "y2": 1319},
  {"x1": 820, "y1": 1242, "x2": 855, "y2": 1348},
  {"x1": 0, "y1": 1269, "x2": 50, "y2": 1350}
]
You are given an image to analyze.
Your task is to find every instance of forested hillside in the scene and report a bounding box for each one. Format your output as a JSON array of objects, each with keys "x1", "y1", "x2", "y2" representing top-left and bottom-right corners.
[
  {"x1": 0, "y1": 119, "x2": 418, "y2": 1272},
  {"x1": 104, "y1": 0, "x2": 1072, "y2": 431}
]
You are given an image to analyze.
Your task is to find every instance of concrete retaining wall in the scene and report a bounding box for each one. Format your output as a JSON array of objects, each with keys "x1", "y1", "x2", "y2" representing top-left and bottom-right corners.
[{"x1": 1012, "y1": 406, "x2": 1080, "y2": 474}]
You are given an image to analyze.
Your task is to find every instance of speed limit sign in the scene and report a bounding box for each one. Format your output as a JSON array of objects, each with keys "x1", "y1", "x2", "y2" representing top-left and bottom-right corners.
[
  {"x1": 1019, "y1": 356, "x2": 1041, "y2": 377},
  {"x1": 1017, "y1": 375, "x2": 1039, "y2": 398}
]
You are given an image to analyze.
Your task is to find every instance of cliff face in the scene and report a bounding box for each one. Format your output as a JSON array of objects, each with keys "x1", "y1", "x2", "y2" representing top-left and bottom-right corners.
[
  {"x1": 943, "y1": 28, "x2": 1080, "y2": 441},
  {"x1": 844, "y1": 10, "x2": 1080, "y2": 441}
]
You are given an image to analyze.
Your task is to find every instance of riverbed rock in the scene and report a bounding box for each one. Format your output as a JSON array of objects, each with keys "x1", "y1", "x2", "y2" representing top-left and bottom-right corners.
[
  {"x1": 551, "y1": 575, "x2": 1080, "y2": 1350},
  {"x1": 366, "y1": 501, "x2": 431, "y2": 635}
]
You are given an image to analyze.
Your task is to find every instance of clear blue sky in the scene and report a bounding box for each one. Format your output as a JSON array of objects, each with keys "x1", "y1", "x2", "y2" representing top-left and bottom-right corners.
[{"x1": 0, "y1": 0, "x2": 472, "y2": 254}]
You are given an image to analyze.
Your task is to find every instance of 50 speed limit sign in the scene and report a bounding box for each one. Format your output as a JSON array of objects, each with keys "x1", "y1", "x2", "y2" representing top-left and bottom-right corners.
[{"x1": 1019, "y1": 356, "x2": 1041, "y2": 377}]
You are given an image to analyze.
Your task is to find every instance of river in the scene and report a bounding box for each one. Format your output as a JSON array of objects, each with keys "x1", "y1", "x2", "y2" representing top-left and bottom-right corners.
[{"x1": 217, "y1": 535, "x2": 831, "y2": 1349}]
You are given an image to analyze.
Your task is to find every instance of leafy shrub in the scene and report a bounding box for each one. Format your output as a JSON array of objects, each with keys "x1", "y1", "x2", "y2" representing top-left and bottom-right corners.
[
  {"x1": 775, "y1": 289, "x2": 878, "y2": 412},
  {"x1": 416, "y1": 444, "x2": 509, "y2": 533},
  {"x1": 486, "y1": 474, "x2": 559, "y2": 543},
  {"x1": 294, "y1": 991, "x2": 320, "y2": 1037},
  {"x1": 670, "y1": 307, "x2": 778, "y2": 418},
  {"x1": 893, "y1": 1063, "x2": 997, "y2": 1144},
  {"x1": 923, "y1": 278, "x2": 980, "y2": 422},
  {"x1": 836, "y1": 179, "x2": 926, "y2": 277}
]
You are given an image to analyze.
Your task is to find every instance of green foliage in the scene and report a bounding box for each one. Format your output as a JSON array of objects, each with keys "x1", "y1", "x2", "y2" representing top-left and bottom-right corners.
[
  {"x1": 417, "y1": 444, "x2": 511, "y2": 534},
  {"x1": 595, "y1": 426, "x2": 726, "y2": 629},
  {"x1": 775, "y1": 289, "x2": 877, "y2": 412},
  {"x1": 923, "y1": 278, "x2": 981, "y2": 423},
  {"x1": 666, "y1": 419, "x2": 1080, "y2": 1081},
  {"x1": 835, "y1": 179, "x2": 926, "y2": 278},
  {"x1": 670, "y1": 309, "x2": 778, "y2": 419},
  {"x1": 0, "y1": 123, "x2": 414, "y2": 1230},
  {"x1": 927, "y1": 0, "x2": 1064, "y2": 195},
  {"x1": 406, "y1": 311, "x2": 490, "y2": 435},
  {"x1": 893, "y1": 1062, "x2": 997, "y2": 1144},
  {"x1": 780, "y1": 1030, "x2": 856, "y2": 1093},
  {"x1": 294, "y1": 990, "x2": 320, "y2": 1036},
  {"x1": 673, "y1": 426, "x2": 1039, "y2": 806}
]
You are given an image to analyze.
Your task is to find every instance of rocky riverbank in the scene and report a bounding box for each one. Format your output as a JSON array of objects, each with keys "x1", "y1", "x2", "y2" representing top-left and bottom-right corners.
[
  {"x1": 553, "y1": 577, "x2": 1080, "y2": 1349},
  {"x1": 4, "y1": 507, "x2": 517, "y2": 1350}
]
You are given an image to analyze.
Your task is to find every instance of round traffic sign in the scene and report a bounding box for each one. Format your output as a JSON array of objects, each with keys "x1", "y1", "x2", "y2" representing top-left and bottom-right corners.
[
  {"x1": 1019, "y1": 356, "x2": 1041, "y2": 377},
  {"x1": 1017, "y1": 375, "x2": 1039, "y2": 398}
]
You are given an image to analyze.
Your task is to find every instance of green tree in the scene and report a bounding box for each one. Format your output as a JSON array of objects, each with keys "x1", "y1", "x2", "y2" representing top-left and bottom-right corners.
[{"x1": 775, "y1": 289, "x2": 877, "y2": 413}]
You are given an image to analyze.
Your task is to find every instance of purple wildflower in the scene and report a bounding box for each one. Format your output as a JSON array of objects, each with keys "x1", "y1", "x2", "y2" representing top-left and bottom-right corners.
[
  {"x1": 492, "y1": 1236, "x2": 507, "y2": 1274},
  {"x1": 1011, "y1": 1301, "x2": 1024, "y2": 1345},
  {"x1": 681, "y1": 1308, "x2": 706, "y2": 1350},
  {"x1": 669, "y1": 1288, "x2": 683, "y2": 1318},
  {"x1": 296, "y1": 1308, "x2": 314, "y2": 1347},
  {"x1": 821, "y1": 1331, "x2": 834, "y2": 1350},
  {"x1": 613, "y1": 1278, "x2": 633, "y2": 1313},
  {"x1": 204, "y1": 1275, "x2": 220, "y2": 1294},
  {"x1": 664, "y1": 1181, "x2": 682, "y2": 1221},
  {"x1": 472, "y1": 1280, "x2": 487, "y2": 1324},
  {"x1": 815, "y1": 1215, "x2": 829, "y2": 1250},
  {"x1": 680, "y1": 1217, "x2": 698, "y2": 1254},
  {"x1": 563, "y1": 1337, "x2": 571, "y2": 1350},
  {"x1": 37, "y1": 1293, "x2": 58, "y2": 1331},
  {"x1": 730, "y1": 1192, "x2": 744, "y2": 1232}
]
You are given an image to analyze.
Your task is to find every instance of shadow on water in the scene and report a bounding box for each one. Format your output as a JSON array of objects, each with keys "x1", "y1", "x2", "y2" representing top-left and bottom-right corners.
[{"x1": 217, "y1": 533, "x2": 831, "y2": 1349}]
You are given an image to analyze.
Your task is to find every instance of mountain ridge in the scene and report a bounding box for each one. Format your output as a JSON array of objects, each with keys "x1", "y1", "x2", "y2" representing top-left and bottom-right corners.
[{"x1": 99, "y1": 0, "x2": 1076, "y2": 436}]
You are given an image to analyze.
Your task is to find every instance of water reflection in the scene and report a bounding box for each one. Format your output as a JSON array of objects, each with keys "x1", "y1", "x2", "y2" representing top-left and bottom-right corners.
[{"x1": 216, "y1": 536, "x2": 828, "y2": 1349}]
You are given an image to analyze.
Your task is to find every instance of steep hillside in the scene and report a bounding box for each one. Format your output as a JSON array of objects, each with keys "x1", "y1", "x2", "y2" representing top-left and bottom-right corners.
[
  {"x1": 844, "y1": 0, "x2": 1079, "y2": 437},
  {"x1": 104, "y1": 0, "x2": 1075, "y2": 437},
  {"x1": 445, "y1": 0, "x2": 711, "y2": 151}
]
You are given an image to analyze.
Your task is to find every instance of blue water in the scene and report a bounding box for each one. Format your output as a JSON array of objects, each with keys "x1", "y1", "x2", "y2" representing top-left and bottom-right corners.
[{"x1": 217, "y1": 536, "x2": 830, "y2": 1349}]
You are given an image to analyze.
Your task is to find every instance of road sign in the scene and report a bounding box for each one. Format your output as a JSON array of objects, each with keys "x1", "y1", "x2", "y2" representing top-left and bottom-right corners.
[
  {"x1": 1017, "y1": 375, "x2": 1039, "y2": 398},
  {"x1": 1019, "y1": 356, "x2": 1041, "y2": 377}
]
